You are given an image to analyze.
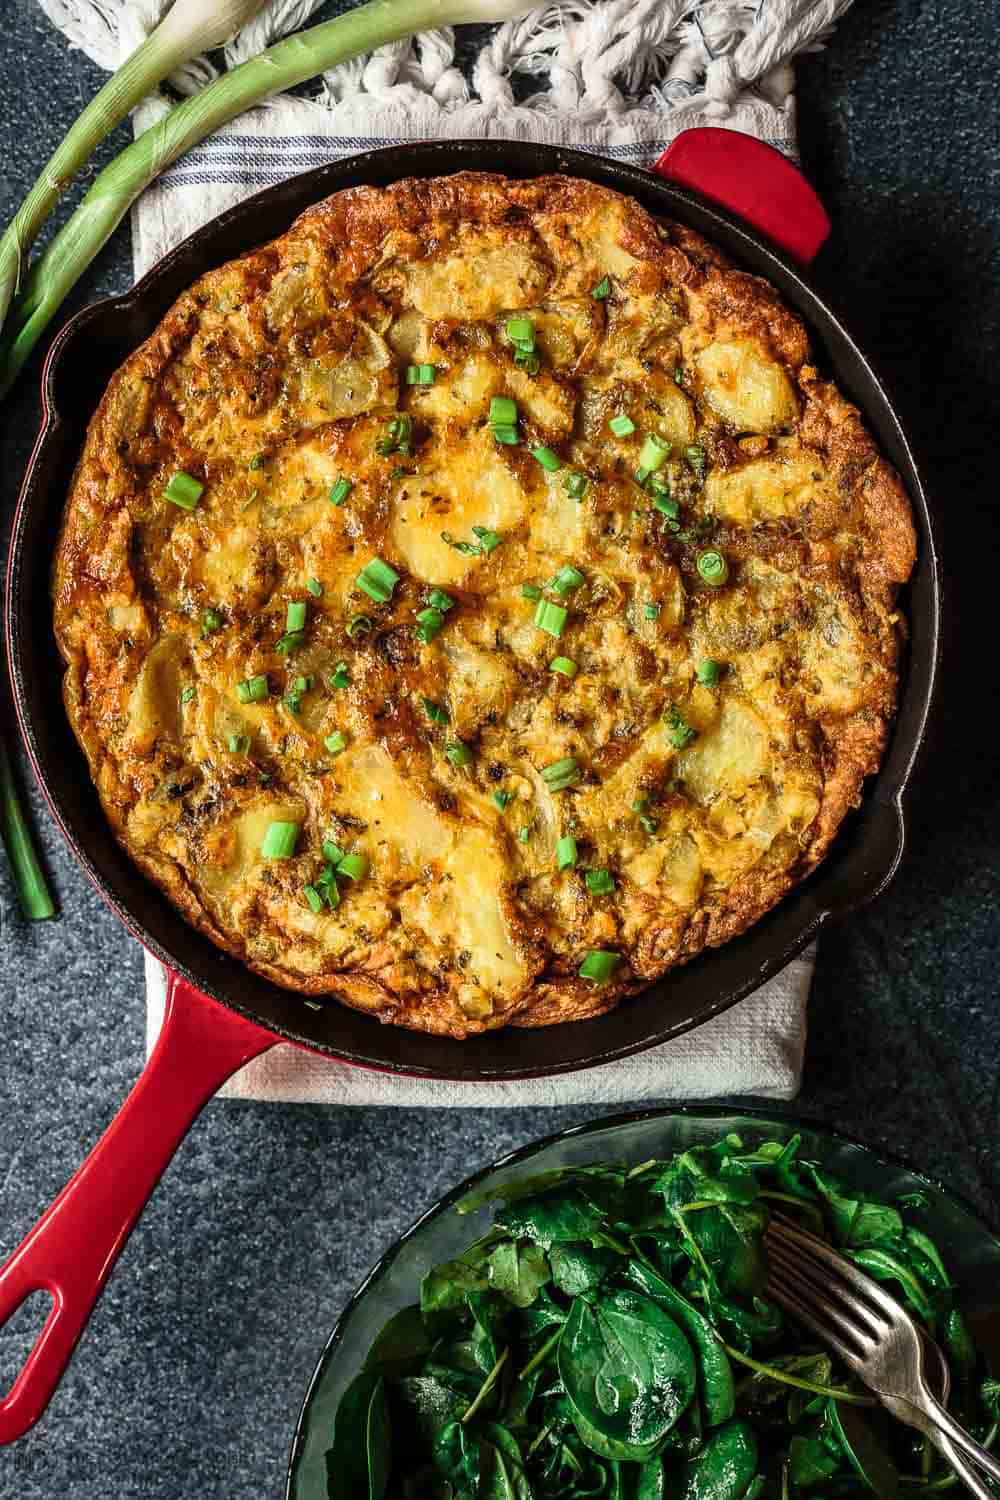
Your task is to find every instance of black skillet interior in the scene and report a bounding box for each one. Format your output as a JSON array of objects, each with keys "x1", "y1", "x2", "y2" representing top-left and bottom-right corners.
[{"x1": 6, "y1": 140, "x2": 940, "y2": 1081}]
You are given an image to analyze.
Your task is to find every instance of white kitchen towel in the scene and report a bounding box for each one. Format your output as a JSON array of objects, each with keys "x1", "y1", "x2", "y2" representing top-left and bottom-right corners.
[
  {"x1": 144, "y1": 947, "x2": 812, "y2": 1104},
  {"x1": 42, "y1": 0, "x2": 848, "y2": 1103}
]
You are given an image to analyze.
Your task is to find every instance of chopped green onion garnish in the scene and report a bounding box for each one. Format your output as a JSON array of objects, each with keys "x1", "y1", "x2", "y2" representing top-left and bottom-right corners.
[
  {"x1": 550, "y1": 656, "x2": 578, "y2": 679},
  {"x1": 522, "y1": 583, "x2": 542, "y2": 601},
  {"x1": 324, "y1": 731, "x2": 347, "y2": 755},
  {"x1": 609, "y1": 413, "x2": 635, "y2": 438},
  {"x1": 514, "y1": 349, "x2": 541, "y2": 374},
  {"x1": 180, "y1": 686, "x2": 196, "y2": 704},
  {"x1": 531, "y1": 445, "x2": 561, "y2": 473},
  {"x1": 564, "y1": 471, "x2": 589, "y2": 500},
  {"x1": 323, "y1": 840, "x2": 345, "y2": 866},
  {"x1": 556, "y1": 835, "x2": 578, "y2": 871},
  {"x1": 415, "y1": 607, "x2": 445, "y2": 644},
  {"x1": 275, "y1": 631, "x2": 305, "y2": 656},
  {"x1": 261, "y1": 820, "x2": 300, "y2": 859},
  {"x1": 585, "y1": 868, "x2": 615, "y2": 895},
  {"x1": 534, "y1": 599, "x2": 568, "y2": 639},
  {"x1": 426, "y1": 589, "x2": 455, "y2": 613},
  {"x1": 518, "y1": 826, "x2": 531, "y2": 843},
  {"x1": 329, "y1": 477, "x2": 353, "y2": 507},
  {"x1": 550, "y1": 565, "x2": 585, "y2": 596},
  {"x1": 505, "y1": 316, "x2": 535, "y2": 350},
  {"x1": 330, "y1": 662, "x2": 350, "y2": 690},
  {"x1": 227, "y1": 733, "x2": 251, "y2": 754},
  {"x1": 472, "y1": 526, "x2": 502, "y2": 554},
  {"x1": 650, "y1": 498, "x2": 680, "y2": 528},
  {"x1": 284, "y1": 674, "x2": 312, "y2": 714},
  {"x1": 687, "y1": 444, "x2": 707, "y2": 476},
  {"x1": 286, "y1": 601, "x2": 307, "y2": 632},
  {"x1": 356, "y1": 557, "x2": 400, "y2": 604},
  {"x1": 442, "y1": 529, "x2": 502, "y2": 557},
  {"x1": 303, "y1": 885, "x2": 324, "y2": 914},
  {"x1": 591, "y1": 275, "x2": 611, "y2": 300},
  {"x1": 346, "y1": 615, "x2": 372, "y2": 641},
  {"x1": 375, "y1": 414, "x2": 413, "y2": 457},
  {"x1": 405, "y1": 363, "x2": 437, "y2": 385},
  {"x1": 579, "y1": 949, "x2": 620, "y2": 983},
  {"x1": 249, "y1": 453, "x2": 265, "y2": 471},
  {"x1": 336, "y1": 852, "x2": 368, "y2": 882},
  {"x1": 653, "y1": 493, "x2": 680, "y2": 520},
  {"x1": 442, "y1": 532, "x2": 478, "y2": 556},
  {"x1": 445, "y1": 742, "x2": 473, "y2": 768},
  {"x1": 632, "y1": 796, "x2": 659, "y2": 835},
  {"x1": 422, "y1": 697, "x2": 449, "y2": 725},
  {"x1": 644, "y1": 602, "x2": 660, "y2": 620},
  {"x1": 492, "y1": 424, "x2": 519, "y2": 446},
  {"x1": 638, "y1": 432, "x2": 671, "y2": 472},
  {"x1": 164, "y1": 471, "x2": 204, "y2": 510},
  {"x1": 236, "y1": 675, "x2": 268, "y2": 704},
  {"x1": 306, "y1": 578, "x2": 323, "y2": 598},
  {"x1": 696, "y1": 549, "x2": 729, "y2": 587},
  {"x1": 675, "y1": 366, "x2": 684, "y2": 385},
  {"x1": 697, "y1": 658, "x2": 721, "y2": 686},
  {"x1": 490, "y1": 396, "x2": 518, "y2": 427},
  {"x1": 541, "y1": 756, "x2": 581, "y2": 792},
  {"x1": 200, "y1": 608, "x2": 223, "y2": 638},
  {"x1": 493, "y1": 790, "x2": 513, "y2": 811},
  {"x1": 665, "y1": 705, "x2": 698, "y2": 749}
]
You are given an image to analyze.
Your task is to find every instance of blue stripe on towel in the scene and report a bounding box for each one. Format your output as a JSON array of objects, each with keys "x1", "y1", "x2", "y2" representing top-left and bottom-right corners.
[{"x1": 156, "y1": 131, "x2": 796, "y2": 191}]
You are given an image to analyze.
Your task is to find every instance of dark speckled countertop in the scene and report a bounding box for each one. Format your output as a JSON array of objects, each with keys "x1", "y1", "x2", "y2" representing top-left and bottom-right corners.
[{"x1": 1, "y1": 0, "x2": 998, "y2": 1494}]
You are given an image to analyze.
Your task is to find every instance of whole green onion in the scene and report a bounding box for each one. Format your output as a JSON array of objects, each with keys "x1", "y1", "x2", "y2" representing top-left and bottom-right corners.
[
  {"x1": 0, "y1": 0, "x2": 535, "y2": 396},
  {"x1": 0, "y1": 740, "x2": 55, "y2": 920},
  {"x1": 0, "y1": 0, "x2": 271, "y2": 344}
]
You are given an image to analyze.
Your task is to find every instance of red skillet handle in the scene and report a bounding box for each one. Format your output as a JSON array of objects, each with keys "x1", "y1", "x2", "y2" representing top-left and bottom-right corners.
[
  {"x1": 0, "y1": 972, "x2": 276, "y2": 1444},
  {"x1": 653, "y1": 126, "x2": 830, "y2": 265}
]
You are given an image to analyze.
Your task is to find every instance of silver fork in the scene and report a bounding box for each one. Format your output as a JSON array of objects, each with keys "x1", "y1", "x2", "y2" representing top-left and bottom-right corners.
[
  {"x1": 765, "y1": 1216, "x2": 1000, "y2": 1490},
  {"x1": 924, "y1": 1329, "x2": 996, "y2": 1500}
]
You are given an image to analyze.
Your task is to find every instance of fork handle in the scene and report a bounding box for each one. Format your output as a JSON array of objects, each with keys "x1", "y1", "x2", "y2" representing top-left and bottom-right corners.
[
  {"x1": 920, "y1": 1395, "x2": 1000, "y2": 1486},
  {"x1": 927, "y1": 1428, "x2": 998, "y2": 1500}
]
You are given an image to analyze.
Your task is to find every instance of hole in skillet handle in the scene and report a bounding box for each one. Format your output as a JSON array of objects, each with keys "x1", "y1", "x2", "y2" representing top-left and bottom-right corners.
[{"x1": 652, "y1": 127, "x2": 831, "y2": 265}]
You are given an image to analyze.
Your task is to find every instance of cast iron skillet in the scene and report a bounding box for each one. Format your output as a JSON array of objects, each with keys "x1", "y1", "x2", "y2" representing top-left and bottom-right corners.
[{"x1": 1, "y1": 134, "x2": 939, "y2": 1442}]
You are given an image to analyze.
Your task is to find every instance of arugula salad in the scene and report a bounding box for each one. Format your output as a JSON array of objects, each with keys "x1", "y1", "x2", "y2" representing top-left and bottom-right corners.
[{"x1": 327, "y1": 1134, "x2": 997, "y2": 1498}]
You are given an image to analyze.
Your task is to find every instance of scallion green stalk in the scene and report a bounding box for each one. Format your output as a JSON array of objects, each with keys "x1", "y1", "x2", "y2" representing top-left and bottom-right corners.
[
  {"x1": 0, "y1": 739, "x2": 55, "y2": 920},
  {"x1": 0, "y1": 0, "x2": 533, "y2": 396},
  {"x1": 0, "y1": 0, "x2": 270, "y2": 341}
]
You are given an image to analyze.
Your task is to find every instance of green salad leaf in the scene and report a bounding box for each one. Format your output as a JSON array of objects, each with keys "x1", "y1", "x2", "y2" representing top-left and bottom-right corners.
[{"x1": 327, "y1": 1134, "x2": 996, "y2": 1499}]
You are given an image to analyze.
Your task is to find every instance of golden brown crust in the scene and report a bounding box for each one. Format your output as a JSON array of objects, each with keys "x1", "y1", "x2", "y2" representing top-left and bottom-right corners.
[{"x1": 54, "y1": 171, "x2": 915, "y2": 1037}]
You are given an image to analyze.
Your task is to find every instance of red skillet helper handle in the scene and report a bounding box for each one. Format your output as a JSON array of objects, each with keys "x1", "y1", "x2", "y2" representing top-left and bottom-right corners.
[
  {"x1": 0, "y1": 972, "x2": 276, "y2": 1444},
  {"x1": 653, "y1": 127, "x2": 830, "y2": 265}
]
